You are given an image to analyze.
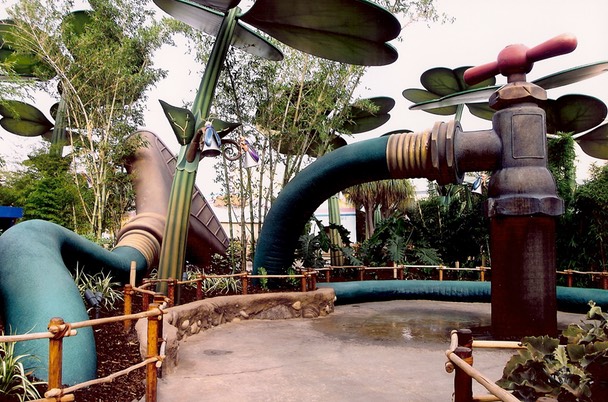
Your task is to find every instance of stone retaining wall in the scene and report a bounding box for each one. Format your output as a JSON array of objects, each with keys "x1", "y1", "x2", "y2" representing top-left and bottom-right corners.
[{"x1": 135, "y1": 288, "x2": 336, "y2": 374}]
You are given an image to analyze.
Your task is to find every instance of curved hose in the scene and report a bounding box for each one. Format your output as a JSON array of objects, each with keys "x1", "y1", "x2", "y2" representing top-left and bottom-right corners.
[
  {"x1": 254, "y1": 128, "x2": 450, "y2": 274},
  {"x1": 318, "y1": 281, "x2": 608, "y2": 313},
  {"x1": 254, "y1": 136, "x2": 391, "y2": 274},
  {"x1": 0, "y1": 220, "x2": 147, "y2": 384},
  {"x1": 0, "y1": 130, "x2": 228, "y2": 384}
]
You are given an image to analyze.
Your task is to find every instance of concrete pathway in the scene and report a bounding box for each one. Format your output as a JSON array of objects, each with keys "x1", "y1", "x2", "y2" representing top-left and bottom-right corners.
[{"x1": 153, "y1": 300, "x2": 582, "y2": 402}]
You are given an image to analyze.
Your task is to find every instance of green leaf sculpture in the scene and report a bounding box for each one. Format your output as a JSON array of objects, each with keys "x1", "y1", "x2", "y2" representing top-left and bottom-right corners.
[
  {"x1": 574, "y1": 124, "x2": 608, "y2": 160},
  {"x1": 155, "y1": 0, "x2": 400, "y2": 66},
  {"x1": 402, "y1": 66, "x2": 496, "y2": 119},
  {"x1": 159, "y1": 100, "x2": 197, "y2": 145},
  {"x1": 0, "y1": 19, "x2": 55, "y2": 80},
  {"x1": 546, "y1": 94, "x2": 607, "y2": 135},
  {"x1": 154, "y1": 0, "x2": 283, "y2": 61},
  {"x1": 239, "y1": 0, "x2": 399, "y2": 66},
  {"x1": 0, "y1": 100, "x2": 54, "y2": 137},
  {"x1": 340, "y1": 96, "x2": 395, "y2": 134}
]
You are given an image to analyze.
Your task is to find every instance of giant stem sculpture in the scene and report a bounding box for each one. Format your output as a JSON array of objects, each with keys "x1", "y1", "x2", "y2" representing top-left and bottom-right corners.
[{"x1": 153, "y1": 0, "x2": 401, "y2": 293}]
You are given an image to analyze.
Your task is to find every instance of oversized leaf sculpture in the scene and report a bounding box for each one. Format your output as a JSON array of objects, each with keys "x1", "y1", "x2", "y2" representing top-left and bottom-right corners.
[
  {"x1": 0, "y1": 100, "x2": 54, "y2": 137},
  {"x1": 0, "y1": 19, "x2": 55, "y2": 80},
  {"x1": 152, "y1": 0, "x2": 401, "y2": 288},
  {"x1": 574, "y1": 124, "x2": 608, "y2": 160},
  {"x1": 340, "y1": 96, "x2": 395, "y2": 134},
  {"x1": 239, "y1": 0, "x2": 400, "y2": 66},
  {"x1": 155, "y1": 0, "x2": 400, "y2": 67},
  {"x1": 545, "y1": 94, "x2": 607, "y2": 135},
  {"x1": 402, "y1": 66, "x2": 496, "y2": 120},
  {"x1": 404, "y1": 62, "x2": 608, "y2": 159}
]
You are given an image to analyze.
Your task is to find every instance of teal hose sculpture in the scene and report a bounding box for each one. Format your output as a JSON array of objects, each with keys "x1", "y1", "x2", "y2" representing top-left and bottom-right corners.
[{"x1": 0, "y1": 220, "x2": 147, "y2": 384}]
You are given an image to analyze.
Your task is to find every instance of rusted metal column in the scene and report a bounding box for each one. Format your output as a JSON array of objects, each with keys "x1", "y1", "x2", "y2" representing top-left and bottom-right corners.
[{"x1": 463, "y1": 35, "x2": 576, "y2": 339}]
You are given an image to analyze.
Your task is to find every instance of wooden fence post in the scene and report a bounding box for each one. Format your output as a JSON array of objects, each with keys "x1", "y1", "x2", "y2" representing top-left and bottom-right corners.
[
  {"x1": 479, "y1": 266, "x2": 486, "y2": 282},
  {"x1": 301, "y1": 275, "x2": 307, "y2": 292},
  {"x1": 566, "y1": 270, "x2": 573, "y2": 287},
  {"x1": 196, "y1": 274, "x2": 203, "y2": 300},
  {"x1": 309, "y1": 271, "x2": 317, "y2": 291},
  {"x1": 453, "y1": 346, "x2": 473, "y2": 402},
  {"x1": 453, "y1": 329, "x2": 473, "y2": 402},
  {"x1": 124, "y1": 284, "x2": 133, "y2": 333},
  {"x1": 167, "y1": 278, "x2": 176, "y2": 306},
  {"x1": 146, "y1": 303, "x2": 159, "y2": 402},
  {"x1": 439, "y1": 265, "x2": 444, "y2": 281},
  {"x1": 602, "y1": 271, "x2": 608, "y2": 290},
  {"x1": 358, "y1": 267, "x2": 365, "y2": 281},
  {"x1": 47, "y1": 317, "x2": 66, "y2": 393},
  {"x1": 242, "y1": 273, "x2": 248, "y2": 295},
  {"x1": 142, "y1": 279, "x2": 150, "y2": 311},
  {"x1": 325, "y1": 268, "x2": 331, "y2": 282}
]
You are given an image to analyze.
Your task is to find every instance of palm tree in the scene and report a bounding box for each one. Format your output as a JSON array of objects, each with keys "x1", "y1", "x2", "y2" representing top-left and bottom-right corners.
[{"x1": 345, "y1": 178, "x2": 415, "y2": 239}]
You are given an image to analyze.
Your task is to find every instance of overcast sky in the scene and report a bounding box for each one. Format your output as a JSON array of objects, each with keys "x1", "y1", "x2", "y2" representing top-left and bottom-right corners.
[{"x1": 2, "y1": 0, "x2": 607, "y2": 195}]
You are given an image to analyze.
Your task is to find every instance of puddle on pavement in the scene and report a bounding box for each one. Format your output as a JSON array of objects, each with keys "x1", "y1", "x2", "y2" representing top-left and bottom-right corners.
[{"x1": 312, "y1": 301, "x2": 492, "y2": 346}]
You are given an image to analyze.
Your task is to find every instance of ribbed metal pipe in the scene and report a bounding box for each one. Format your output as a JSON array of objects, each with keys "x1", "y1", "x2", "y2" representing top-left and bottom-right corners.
[{"x1": 386, "y1": 128, "x2": 433, "y2": 179}]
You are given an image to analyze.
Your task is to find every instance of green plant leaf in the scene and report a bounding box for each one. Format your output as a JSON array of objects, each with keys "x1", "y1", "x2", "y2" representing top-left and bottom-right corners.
[{"x1": 159, "y1": 100, "x2": 196, "y2": 145}]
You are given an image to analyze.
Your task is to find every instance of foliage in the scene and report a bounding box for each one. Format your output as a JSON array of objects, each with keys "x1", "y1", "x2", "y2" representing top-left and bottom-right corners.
[
  {"x1": 256, "y1": 267, "x2": 269, "y2": 290},
  {"x1": 0, "y1": 338, "x2": 44, "y2": 401},
  {"x1": 408, "y1": 182, "x2": 489, "y2": 267},
  {"x1": 548, "y1": 133, "x2": 577, "y2": 208},
  {"x1": 350, "y1": 213, "x2": 441, "y2": 267},
  {"x1": 0, "y1": 147, "x2": 90, "y2": 232},
  {"x1": 208, "y1": 239, "x2": 243, "y2": 274},
  {"x1": 498, "y1": 302, "x2": 608, "y2": 401},
  {"x1": 183, "y1": 269, "x2": 241, "y2": 295},
  {"x1": 71, "y1": 265, "x2": 123, "y2": 311},
  {"x1": 556, "y1": 164, "x2": 608, "y2": 275},
  {"x1": 345, "y1": 179, "x2": 415, "y2": 239},
  {"x1": 1, "y1": 0, "x2": 172, "y2": 240}
]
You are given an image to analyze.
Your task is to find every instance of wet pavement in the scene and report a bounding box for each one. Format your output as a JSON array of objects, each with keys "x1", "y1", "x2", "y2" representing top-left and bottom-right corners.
[{"x1": 153, "y1": 300, "x2": 582, "y2": 402}]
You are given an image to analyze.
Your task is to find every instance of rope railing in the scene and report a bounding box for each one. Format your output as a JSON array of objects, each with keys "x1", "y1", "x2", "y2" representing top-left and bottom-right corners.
[
  {"x1": 134, "y1": 271, "x2": 319, "y2": 307},
  {"x1": 445, "y1": 329, "x2": 521, "y2": 402},
  {"x1": 0, "y1": 301, "x2": 165, "y2": 402},
  {"x1": 311, "y1": 263, "x2": 608, "y2": 290}
]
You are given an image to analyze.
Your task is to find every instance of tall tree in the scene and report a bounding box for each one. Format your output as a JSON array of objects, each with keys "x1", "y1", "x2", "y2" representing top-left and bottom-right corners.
[
  {"x1": 1, "y1": 0, "x2": 170, "y2": 239},
  {"x1": 344, "y1": 179, "x2": 415, "y2": 239},
  {"x1": 199, "y1": 0, "x2": 450, "y2": 257}
]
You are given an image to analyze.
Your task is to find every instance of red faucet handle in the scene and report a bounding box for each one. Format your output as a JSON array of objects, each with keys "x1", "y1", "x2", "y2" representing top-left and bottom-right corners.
[{"x1": 464, "y1": 33, "x2": 578, "y2": 85}]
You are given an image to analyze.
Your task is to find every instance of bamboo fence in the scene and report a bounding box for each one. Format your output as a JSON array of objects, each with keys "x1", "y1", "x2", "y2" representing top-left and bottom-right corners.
[{"x1": 445, "y1": 329, "x2": 522, "y2": 402}]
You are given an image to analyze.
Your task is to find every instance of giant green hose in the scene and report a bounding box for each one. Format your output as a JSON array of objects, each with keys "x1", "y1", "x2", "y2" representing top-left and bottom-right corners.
[
  {"x1": 254, "y1": 136, "x2": 392, "y2": 274},
  {"x1": 0, "y1": 220, "x2": 147, "y2": 384}
]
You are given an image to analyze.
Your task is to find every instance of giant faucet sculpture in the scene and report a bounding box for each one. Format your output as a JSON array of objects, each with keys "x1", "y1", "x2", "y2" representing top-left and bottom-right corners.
[{"x1": 255, "y1": 34, "x2": 583, "y2": 339}]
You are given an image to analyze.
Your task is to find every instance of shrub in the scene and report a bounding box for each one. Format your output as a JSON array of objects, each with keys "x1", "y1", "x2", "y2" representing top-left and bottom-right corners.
[
  {"x1": 498, "y1": 301, "x2": 608, "y2": 401},
  {"x1": 0, "y1": 339, "x2": 44, "y2": 401},
  {"x1": 72, "y1": 265, "x2": 123, "y2": 312}
]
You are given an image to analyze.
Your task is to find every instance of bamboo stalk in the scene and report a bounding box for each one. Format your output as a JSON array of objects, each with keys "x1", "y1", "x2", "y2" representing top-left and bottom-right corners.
[{"x1": 446, "y1": 350, "x2": 519, "y2": 402}]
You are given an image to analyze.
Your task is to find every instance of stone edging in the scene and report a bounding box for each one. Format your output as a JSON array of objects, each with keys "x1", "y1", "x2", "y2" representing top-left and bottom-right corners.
[{"x1": 135, "y1": 288, "x2": 336, "y2": 374}]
